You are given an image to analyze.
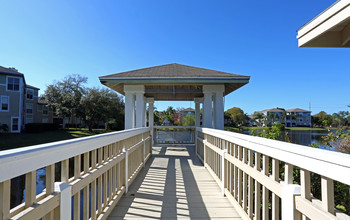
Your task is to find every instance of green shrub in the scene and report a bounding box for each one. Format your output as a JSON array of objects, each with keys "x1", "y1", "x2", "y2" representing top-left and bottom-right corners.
[
  {"x1": 0, "y1": 123, "x2": 9, "y2": 132},
  {"x1": 25, "y1": 123, "x2": 59, "y2": 133},
  {"x1": 105, "y1": 121, "x2": 120, "y2": 131}
]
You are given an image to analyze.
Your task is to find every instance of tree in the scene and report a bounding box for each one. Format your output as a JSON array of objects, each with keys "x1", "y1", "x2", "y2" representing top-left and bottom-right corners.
[
  {"x1": 253, "y1": 112, "x2": 265, "y2": 126},
  {"x1": 182, "y1": 114, "x2": 195, "y2": 126},
  {"x1": 80, "y1": 88, "x2": 124, "y2": 131},
  {"x1": 44, "y1": 74, "x2": 87, "y2": 127},
  {"x1": 313, "y1": 111, "x2": 333, "y2": 127},
  {"x1": 225, "y1": 107, "x2": 246, "y2": 127}
]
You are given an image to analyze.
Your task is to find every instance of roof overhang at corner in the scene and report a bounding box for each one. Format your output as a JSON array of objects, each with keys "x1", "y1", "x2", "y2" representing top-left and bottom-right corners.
[
  {"x1": 297, "y1": 0, "x2": 350, "y2": 47},
  {"x1": 99, "y1": 76, "x2": 250, "y2": 101}
]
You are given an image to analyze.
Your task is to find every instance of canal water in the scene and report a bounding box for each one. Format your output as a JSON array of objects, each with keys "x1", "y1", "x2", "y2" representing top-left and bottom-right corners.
[{"x1": 9, "y1": 129, "x2": 334, "y2": 214}]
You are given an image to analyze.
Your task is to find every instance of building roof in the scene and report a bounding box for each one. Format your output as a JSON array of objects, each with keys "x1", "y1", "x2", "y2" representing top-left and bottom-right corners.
[
  {"x1": 286, "y1": 108, "x2": 311, "y2": 113},
  {"x1": 0, "y1": 66, "x2": 24, "y2": 77},
  {"x1": 100, "y1": 63, "x2": 248, "y2": 79},
  {"x1": 99, "y1": 63, "x2": 250, "y2": 100},
  {"x1": 181, "y1": 108, "x2": 195, "y2": 112},
  {"x1": 26, "y1": 84, "x2": 40, "y2": 90},
  {"x1": 260, "y1": 108, "x2": 284, "y2": 113}
]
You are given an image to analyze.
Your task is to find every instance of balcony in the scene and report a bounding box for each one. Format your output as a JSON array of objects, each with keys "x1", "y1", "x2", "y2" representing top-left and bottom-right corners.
[{"x1": 0, "y1": 127, "x2": 349, "y2": 220}]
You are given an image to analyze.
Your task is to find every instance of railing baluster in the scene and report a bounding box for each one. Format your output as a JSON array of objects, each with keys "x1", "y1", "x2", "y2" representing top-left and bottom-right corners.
[
  {"x1": 248, "y1": 150, "x2": 254, "y2": 218},
  {"x1": 285, "y1": 163, "x2": 293, "y2": 184},
  {"x1": 300, "y1": 169, "x2": 311, "y2": 220},
  {"x1": 0, "y1": 180, "x2": 10, "y2": 220},
  {"x1": 234, "y1": 144, "x2": 238, "y2": 200},
  {"x1": 84, "y1": 152, "x2": 89, "y2": 174},
  {"x1": 43, "y1": 164, "x2": 55, "y2": 220},
  {"x1": 74, "y1": 155, "x2": 81, "y2": 220},
  {"x1": 25, "y1": 171, "x2": 36, "y2": 208},
  {"x1": 262, "y1": 155, "x2": 269, "y2": 220},
  {"x1": 61, "y1": 159, "x2": 69, "y2": 183},
  {"x1": 238, "y1": 146, "x2": 243, "y2": 206},
  {"x1": 83, "y1": 185, "x2": 89, "y2": 220},
  {"x1": 243, "y1": 148, "x2": 248, "y2": 212},
  {"x1": 255, "y1": 152, "x2": 261, "y2": 220},
  {"x1": 98, "y1": 175, "x2": 102, "y2": 216},
  {"x1": 272, "y1": 158, "x2": 280, "y2": 220},
  {"x1": 91, "y1": 180, "x2": 97, "y2": 220},
  {"x1": 321, "y1": 176, "x2": 335, "y2": 214}
]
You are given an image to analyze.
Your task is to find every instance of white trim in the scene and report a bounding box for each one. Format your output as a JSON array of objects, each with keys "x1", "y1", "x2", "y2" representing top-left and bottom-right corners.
[
  {"x1": 197, "y1": 127, "x2": 350, "y2": 185},
  {"x1": 0, "y1": 83, "x2": 6, "y2": 86},
  {"x1": 6, "y1": 75, "x2": 21, "y2": 92},
  {"x1": 0, "y1": 95, "x2": 10, "y2": 112},
  {"x1": 10, "y1": 116, "x2": 20, "y2": 133}
]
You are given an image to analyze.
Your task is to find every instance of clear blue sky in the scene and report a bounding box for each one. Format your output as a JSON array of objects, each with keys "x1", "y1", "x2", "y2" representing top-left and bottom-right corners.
[{"x1": 1, "y1": 0, "x2": 349, "y2": 115}]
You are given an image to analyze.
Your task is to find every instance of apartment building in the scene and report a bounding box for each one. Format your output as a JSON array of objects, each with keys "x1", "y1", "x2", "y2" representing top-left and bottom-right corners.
[
  {"x1": 286, "y1": 108, "x2": 311, "y2": 127},
  {"x1": 0, "y1": 66, "x2": 53, "y2": 133}
]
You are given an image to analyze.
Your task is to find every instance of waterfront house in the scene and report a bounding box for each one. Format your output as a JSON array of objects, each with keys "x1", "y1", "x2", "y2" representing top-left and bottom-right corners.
[{"x1": 259, "y1": 108, "x2": 285, "y2": 126}]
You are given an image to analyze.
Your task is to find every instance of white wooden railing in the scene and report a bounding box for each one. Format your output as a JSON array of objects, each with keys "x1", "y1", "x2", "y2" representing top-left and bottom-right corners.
[
  {"x1": 196, "y1": 127, "x2": 350, "y2": 220},
  {"x1": 0, "y1": 127, "x2": 152, "y2": 220}
]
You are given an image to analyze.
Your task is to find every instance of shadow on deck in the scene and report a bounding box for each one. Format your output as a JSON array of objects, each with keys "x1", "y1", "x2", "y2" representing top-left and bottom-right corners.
[{"x1": 107, "y1": 145, "x2": 241, "y2": 219}]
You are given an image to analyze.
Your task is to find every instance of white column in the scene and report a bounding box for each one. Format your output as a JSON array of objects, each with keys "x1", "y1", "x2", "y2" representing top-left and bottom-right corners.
[
  {"x1": 194, "y1": 98, "x2": 202, "y2": 127},
  {"x1": 124, "y1": 85, "x2": 145, "y2": 129},
  {"x1": 144, "y1": 98, "x2": 147, "y2": 127},
  {"x1": 215, "y1": 87, "x2": 225, "y2": 130},
  {"x1": 136, "y1": 93, "x2": 145, "y2": 127},
  {"x1": 203, "y1": 91, "x2": 213, "y2": 128},
  {"x1": 124, "y1": 92, "x2": 135, "y2": 129},
  {"x1": 203, "y1": 85, "x2": 225, "y2": 129},
  {"x1": 148, "y1": 98, "x2": 154, "y2": 127}
]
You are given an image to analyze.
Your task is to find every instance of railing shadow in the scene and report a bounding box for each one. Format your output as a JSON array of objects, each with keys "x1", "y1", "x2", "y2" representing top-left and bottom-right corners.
[{"x1": 108, "y1": 145, "x2": 210, "y2": 219}]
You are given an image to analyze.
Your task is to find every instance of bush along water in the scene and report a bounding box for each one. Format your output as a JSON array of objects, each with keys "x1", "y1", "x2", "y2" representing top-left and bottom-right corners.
[{"x1": 253, "y1": 122, "x2": 350, "y2": 214}]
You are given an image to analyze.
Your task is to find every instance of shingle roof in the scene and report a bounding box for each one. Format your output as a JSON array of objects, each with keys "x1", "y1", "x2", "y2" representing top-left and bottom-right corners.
[
  {"x1": 260, "y1": 108, "x2": 284, "y2": 113},
  {"x1": 181, "y1": 108, "x2": 195, "y2": 112},
  {"x1": 26, "y1": 84, "x2": 40, "y2": 90},
  {"x1": 0, "y1": 66, "x2": 24, "y2": 77},
  {"x1": 100, "y1": 63, "x2": 248, "y2": 79},
  {"x1": 286, "y1": 108, "x2": 311, "y2": 113}
]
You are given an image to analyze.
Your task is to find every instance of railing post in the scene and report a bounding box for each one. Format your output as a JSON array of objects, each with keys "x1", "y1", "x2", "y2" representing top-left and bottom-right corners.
[
  {"x1": 203, "y1": 139, "x2": 207, "y2": 168},
  {"x1": 221, "y1": 149, "x2": 227, "y2": 196},
  {"x1": 282, "y1": 184, "x2": 301, "y2": 220},
  {"x1": 123, "y1": 148, "x2": 129, "y2": 193},
  {"x1": 54, "y1": 182, "x2": 72, "y2": 220}
]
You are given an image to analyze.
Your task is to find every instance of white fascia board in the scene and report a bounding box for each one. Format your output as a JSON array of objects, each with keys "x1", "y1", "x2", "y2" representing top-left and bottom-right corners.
[
  {"x1": 297, "y1": 0, "x2": 350, "y2": 39},
  {"x1": 99, "y1": 76, "x2": 250, "y2": 80}
]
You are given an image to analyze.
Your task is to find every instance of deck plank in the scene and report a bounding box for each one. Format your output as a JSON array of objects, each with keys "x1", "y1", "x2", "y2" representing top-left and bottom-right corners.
[{"x1": 108, "y1": 146, "x2": 241, "y2": 219}]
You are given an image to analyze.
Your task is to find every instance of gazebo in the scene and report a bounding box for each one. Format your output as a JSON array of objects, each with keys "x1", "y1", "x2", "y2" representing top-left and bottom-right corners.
[{"x1": 99, "y1": 63, "x2": 250, "y2": 130}]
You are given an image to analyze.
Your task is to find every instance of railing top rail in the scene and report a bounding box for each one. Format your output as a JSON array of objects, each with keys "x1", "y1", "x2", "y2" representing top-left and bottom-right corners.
[
  {"x1": 153, "y1": 126, "x2": 195, "y2": 129},
  {"x1": 197, "y1": 127, "x2": 350, "y2": 185},
  {"x1": 0, "y1": 127, "x2": 151, "y2": 182}
]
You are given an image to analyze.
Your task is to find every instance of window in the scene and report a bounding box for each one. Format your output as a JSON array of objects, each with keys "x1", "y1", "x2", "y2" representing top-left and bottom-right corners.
[
  {"x1": 27, "y1": 89, "x2": 34, "y2": 100},
  {"x1": 37, "y1": 104, "x2": 43, "y2": 111},
  {"x1": 26, "y1": 118, "x2": 33, "y2": 124},
  {"x1": 1, "y1": 96, "x2": 9, "y2": 111},
  {"x1": 43, "y1": 106, "x2": 48, "y2": 115},
  {"x1": 42, "y1": 118, "x2": 48, "y2": 123},
  {"x1": 11, "y1": 117, "x2": 19, "y2": 132},
  {"x1": 7, "y1": 77, "x2": 20, "y2": 91},
  {"x1": 26, "y1": 103, "x2": 33, "y2": 114}
]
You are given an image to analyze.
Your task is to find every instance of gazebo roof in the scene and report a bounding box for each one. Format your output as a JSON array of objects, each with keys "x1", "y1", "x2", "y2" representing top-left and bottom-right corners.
[{"x1": 99, "y1": 63, "x2": 250, "y2": 100}]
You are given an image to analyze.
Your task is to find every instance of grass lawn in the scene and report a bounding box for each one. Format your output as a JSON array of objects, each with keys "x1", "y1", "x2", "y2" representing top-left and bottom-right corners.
[
  {"x1": 285, "y1": 127, "x2": 326, "y2": 131},
  {"x1": 0, "y1": 128, "x2": 111, "y2": 151}
]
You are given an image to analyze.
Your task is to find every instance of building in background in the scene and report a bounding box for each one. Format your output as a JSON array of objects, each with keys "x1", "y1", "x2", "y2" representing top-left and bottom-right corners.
[
  {"x1": 0, "y1": 66, "x2": 53, "y2": 133},
  {"x1": 286, "y1": 108, "x2": 312, "y2": 127}
]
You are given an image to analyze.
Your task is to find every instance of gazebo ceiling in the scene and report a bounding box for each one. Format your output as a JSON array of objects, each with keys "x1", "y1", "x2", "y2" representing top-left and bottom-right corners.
[{"x1": 99, "y1": 63, "x2": 250, "y2": 100}]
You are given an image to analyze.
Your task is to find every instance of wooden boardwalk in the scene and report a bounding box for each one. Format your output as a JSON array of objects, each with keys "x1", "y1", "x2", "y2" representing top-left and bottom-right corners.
[{"x1": 108, "y1": 146, "x2": 241, "y2": 220}]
